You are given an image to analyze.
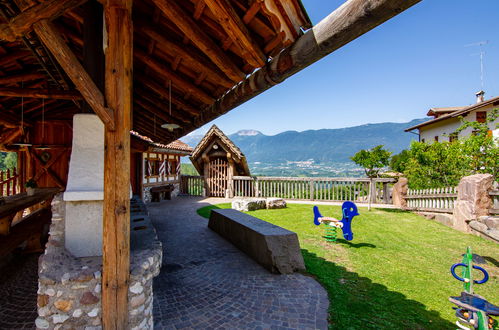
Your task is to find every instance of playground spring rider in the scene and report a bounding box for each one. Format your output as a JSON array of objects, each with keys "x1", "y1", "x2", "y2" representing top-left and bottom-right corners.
[
  {"x1": 449, "y1": 247, "x2": 498, "y2": 329},
  {"x1": 313, "y1": 201, "x2": 359, "y2": 242}
]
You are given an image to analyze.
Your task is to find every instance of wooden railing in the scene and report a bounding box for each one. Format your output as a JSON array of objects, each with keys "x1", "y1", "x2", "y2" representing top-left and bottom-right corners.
[
  {"x1": 490, "y1": 190, "x2": 499, "y2": 215},
  {"x1": 232, "y1": 176, "x2": 395, "y2": 204},
  {"x1": 406, "y1": 187, "x2": 458, "y2": 213},
  {"x1": 179, "y1": 175, "x2": 204, "y2": 196},
  {"x1": 1, "y1": 168, "x2": 19, "y2": 197}
]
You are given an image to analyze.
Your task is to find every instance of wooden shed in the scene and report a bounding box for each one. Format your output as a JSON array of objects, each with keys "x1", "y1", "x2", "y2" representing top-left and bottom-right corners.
[{"x1": 190, "y1": 125, "x2": 249, "y2": 197}]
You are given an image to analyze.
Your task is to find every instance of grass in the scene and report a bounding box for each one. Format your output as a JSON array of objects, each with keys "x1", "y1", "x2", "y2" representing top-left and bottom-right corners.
[{"x1": 197, "y1": 203, "x2": 499, "y2": 329}]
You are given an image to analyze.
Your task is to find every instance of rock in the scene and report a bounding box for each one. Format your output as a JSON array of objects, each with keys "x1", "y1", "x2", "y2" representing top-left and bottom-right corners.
[
  {"x1": 52, "y1": 314, "x2": 70, "y2": 324},
  {"x1": 453, "y1": 201, "x2": 473, "y2": 233},
  {"x1": 484, "y1": 217, "x2": 499, "y2": 230},
  {"x1": 129, "y1": 282, "x2": 143, "y2": 294},
  {"x1": 231, "y1": 198, "x2": 266, "y2": 212},
  {"x1": 209, "y1": 209, "x2": 305, "y2": 274},
  {"x1": 392, "y1": 177, "x2": 408, "y2": 208},
  {"x1": 94, "y1": 284, "x2": 101, "y2": 294},
  {"x1": 54, "y1": 299, "x2": 73, "y2": 312},
  {"x1": 38, "y1": 294, "x2": 49, "y2": 307},
  {"x1": 38, "y1": 306, "x2": 50, "y2": 317},
  {"x1": 80, "y1": 292, "x2": 99, "y2": 305},
  {"x1": 93, "y1": 271, "x2": 101, "y2": 279},
  {"x1": 130, "y1": 293, "x2": 145, "y2": 308},
  {"x1": 469, "y1": 220, "x2": 488, "y2": 233},
  {"x1": 73, "y1": 309, "x2": 83, "y2": 318},
  {"x1": 45, "y1": 288, "x2": 56, "y2": 297},
  {"x1": 87, "y1": 308, "x2": 99, "y2": 317},
  {"x1": 488, "y1": 229, "x2": 499, "y2": 241},
  {"x1": 434, "y1": 214, "x2": 455, "y2": 227},
  {"x1": 266, "y1": 198, "x2": 286, "y2": 209},
  {"x1": 84, "y1": 327, "x2": 102, "y2": 330},
  {"x1": 35, "y1": 317, "x2": 50, "y2": 329}
]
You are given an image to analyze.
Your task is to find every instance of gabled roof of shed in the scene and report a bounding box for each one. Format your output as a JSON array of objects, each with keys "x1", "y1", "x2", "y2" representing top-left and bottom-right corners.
[{"x1": 190, "y1": 124, "x2": 250, "y2": 175}]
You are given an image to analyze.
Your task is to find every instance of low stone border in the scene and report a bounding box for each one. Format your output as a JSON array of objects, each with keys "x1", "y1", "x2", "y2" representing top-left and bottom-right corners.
[{"x1": 232, "y1": 197, "x2": 286, "y2": 212}]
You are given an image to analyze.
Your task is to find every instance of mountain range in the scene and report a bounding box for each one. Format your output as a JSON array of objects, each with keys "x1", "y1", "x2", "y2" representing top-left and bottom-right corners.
[{"x1": 182, "y1": 118, "x2": 426, "y2": 165}]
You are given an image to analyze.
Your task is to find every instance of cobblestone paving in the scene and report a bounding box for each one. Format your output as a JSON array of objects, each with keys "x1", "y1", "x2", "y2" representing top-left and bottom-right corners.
[
  {"x1": 149, "y1": 197, "x2": 329, "y2": 330},
  {"x1": 0, "y1": 253, "x2": 39, "y2": 329}
]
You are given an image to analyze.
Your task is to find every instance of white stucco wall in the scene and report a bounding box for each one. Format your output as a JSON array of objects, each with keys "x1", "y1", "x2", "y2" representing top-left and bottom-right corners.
[{"x1": 419, "y1": 105, "x2": 499, "y2": 143}]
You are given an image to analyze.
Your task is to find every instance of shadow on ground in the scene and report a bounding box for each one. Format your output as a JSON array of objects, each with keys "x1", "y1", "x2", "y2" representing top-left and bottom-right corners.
[{"x1": 301, "y1": 249, "x2": 454, "y2": 329}]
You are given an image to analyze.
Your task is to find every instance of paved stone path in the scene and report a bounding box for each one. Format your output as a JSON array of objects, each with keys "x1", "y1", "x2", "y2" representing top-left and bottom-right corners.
[
  {"x1": 0, "y1": 253, "x2": 39, "y2": 329},
  {"x1": 149, "y1": 197, "x2": 329, "y2": 330}
]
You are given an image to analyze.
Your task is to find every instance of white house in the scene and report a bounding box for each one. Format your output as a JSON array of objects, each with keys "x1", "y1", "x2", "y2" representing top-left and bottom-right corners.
[{"x1": 406, "y1": 91, "x2": 499, "y2": 142}]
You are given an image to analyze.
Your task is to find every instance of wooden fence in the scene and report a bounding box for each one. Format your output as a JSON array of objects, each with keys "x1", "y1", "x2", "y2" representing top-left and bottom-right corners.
[
  {"x1": 180, "y1": 175, "x2": 204, "y2": 196},
  {"x1": 405, "y1": 187, "x2": 458, "y2": 213},
  {"x1": 233, "y1": 176, "x2": 395, "y2": 204},
  {"x1": 1, "y1": 168, "x2": 19, "y2": 197}
]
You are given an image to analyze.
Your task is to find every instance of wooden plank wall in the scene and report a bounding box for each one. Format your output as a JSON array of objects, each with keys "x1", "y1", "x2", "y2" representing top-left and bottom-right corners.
[{"x1": 28, "y1": 120, "x2": 72, "y2": 188}]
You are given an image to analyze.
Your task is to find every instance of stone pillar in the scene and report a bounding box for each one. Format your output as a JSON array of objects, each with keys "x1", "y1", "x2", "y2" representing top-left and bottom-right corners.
[
  {"x1": 392, "y1": 177, "x2": 408, "y2": 208},
  {"x1": 453, "y1": 174, "x2": 494, "y2": 233},
  {"x1": 64, "y1": 114, "x2": 105, "y2": 257}
]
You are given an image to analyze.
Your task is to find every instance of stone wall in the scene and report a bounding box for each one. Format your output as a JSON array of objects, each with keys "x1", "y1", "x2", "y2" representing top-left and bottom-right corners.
[{"x1": 36, "y1": 194, "x2": 162, "y2": 329}]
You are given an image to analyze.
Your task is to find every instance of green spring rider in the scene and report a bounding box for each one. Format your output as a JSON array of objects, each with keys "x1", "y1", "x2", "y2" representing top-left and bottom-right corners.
[{"x1": 449, "y1": 247, "x2": 498, "y2": 329}]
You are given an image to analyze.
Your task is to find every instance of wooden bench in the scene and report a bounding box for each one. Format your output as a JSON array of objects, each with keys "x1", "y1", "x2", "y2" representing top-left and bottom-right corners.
[
  {"x1": 150, "y1": 184, "x2": 174, "y2": 202},
  {"x1": 208, "y1": 209, "x2": 305, "y2": 274},
  {"x1": 0, "y1": 208, "x2": 51, "y2": 258}
]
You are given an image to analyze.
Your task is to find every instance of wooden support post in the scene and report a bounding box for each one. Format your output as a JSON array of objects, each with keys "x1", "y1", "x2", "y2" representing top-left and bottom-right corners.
[{"x1": 102, "y1": 1, "x2": 132, "y2": 329}]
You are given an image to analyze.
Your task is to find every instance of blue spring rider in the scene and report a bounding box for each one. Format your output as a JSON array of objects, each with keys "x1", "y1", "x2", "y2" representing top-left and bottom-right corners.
[{"x1": 313, "y1": 201, "x2": 359, "y2": 242}]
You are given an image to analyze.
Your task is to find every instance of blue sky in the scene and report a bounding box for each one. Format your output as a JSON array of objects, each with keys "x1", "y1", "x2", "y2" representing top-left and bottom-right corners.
[{"x1": 188, "y1": 1, "x2": 499, "y2": 137}]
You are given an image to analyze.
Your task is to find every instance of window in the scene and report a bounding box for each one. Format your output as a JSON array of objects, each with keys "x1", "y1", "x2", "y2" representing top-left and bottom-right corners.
[
  {"x1": 434, "y1": 136, "x2": 439, "y2": 142},
  {"x1": 476, "y1": 111, "x2": 487, "y2": 123},
  {"x1": 145, "y1": 158, "x2": 160, "y2": 177}
]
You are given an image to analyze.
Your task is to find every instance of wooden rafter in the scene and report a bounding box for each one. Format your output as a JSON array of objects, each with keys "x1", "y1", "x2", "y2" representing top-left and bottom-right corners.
[
  {"x1": 0, "y1": 87, "x2": 81, "y2": 100},
  {"x1": 0, "y1": 0, "x2": 88, "y2": 41},
  {"x1": 0, "y1": 73, "x2": 46, "y2": 85},
  {"x1": 140, "y1": 25, "x2": 234, "y2": 88},
  {"x1": 135, "y1": 74, "x2": 200, "y2": 115},
  {"x1": 135, "y1": 49, "x2": 214, "y2": 105},
  {"x1": 150, "y1": 0, "x2": 246, "y2": 83},
  {"x1": 33, "y1": 20, "x2": 115, "y2": 130},
  {"x1": 135, "y1": 88, "x2": 193, "y2": 123},
  {"x1": 202, "y1": 0, "x2": 266, "y2": 68}
]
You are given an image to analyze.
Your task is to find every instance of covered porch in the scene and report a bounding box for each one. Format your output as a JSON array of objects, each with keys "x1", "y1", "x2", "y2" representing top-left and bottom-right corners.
[{"x1": 0, "y1": 0, "x2": 421, "y2": 328}]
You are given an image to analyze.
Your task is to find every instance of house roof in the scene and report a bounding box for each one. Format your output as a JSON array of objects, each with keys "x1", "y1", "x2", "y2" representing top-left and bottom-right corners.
[
  {"x1": 0, "y1": 0, "x2": 312, "y2": 145},
  {"x1": 190, "y1": 124, "x2": 250, "y2": 176},
  {"x1": 426, "y1": 106, "x2": 466, "y2": 117},
  {"x1": 130, "y1": 130, "x2": 193, "y2": 155},
  {"x1": 406, "y1": 96, "x2": 499, "y2": 132}
]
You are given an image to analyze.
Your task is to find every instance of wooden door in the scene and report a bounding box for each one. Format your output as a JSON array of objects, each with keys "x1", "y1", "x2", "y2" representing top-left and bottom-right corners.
[{"x1": 207, "y1": 158, "x2": 228, "y2": 197}]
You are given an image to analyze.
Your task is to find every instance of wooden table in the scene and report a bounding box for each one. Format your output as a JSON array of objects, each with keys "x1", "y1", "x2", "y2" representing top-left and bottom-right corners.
[{"x1": 0, "y1": 188, "x2": 60, "y2": 235}]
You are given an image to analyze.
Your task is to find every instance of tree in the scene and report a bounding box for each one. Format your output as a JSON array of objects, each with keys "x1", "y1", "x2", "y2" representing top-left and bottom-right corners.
[
  {"x1": 351, "y1": 145, "x2": 391, "y2": 178},
  {"x1": 4, "y1": 152, "x2": 17, "y2": 169},
  {"x1": 390, "y1": 149, "x2": 411, "y2": 173}
]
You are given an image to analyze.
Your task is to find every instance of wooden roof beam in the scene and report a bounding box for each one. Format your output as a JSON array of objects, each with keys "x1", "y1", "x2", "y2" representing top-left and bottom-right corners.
[
  {"x1": 139, "y1": 25, "x2": 234, "y2": 88},
  {"x1": 150, "y1": 0, "x2": 246, "y2": 83},
  {"x1": 173, "y1": 0, "x2": 422, "y2": 138},
  {"x1": 135, "y1": 74, "x2": 200, "y2": 115},
  {"x1": 33, "y1": 20, "x2": 115, "y2": 130},
  {"x1": 202, "y1": 0, "x2": 266, "y2": 68},
  {"x1": 135, "y1": 88, "x2": 193, "y2": 123},
  {"x1": 0, "y1": 87, "x2": 81, "y2": 100},
  {"x1": 135, "y1": 49, "x2": 214, "y2": 105},
  {"x1": 0, "y1": 72, "x2": 46, "y2": 85},
  {"x1": 0, "y1": 0, "x2": 88, "y2": 41}
]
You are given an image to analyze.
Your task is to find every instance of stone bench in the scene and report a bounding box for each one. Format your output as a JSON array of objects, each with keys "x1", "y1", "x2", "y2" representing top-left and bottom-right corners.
[
  {"x1": 150, "y1": 184, "x2": 174, "y2": 202},
  {"x1": 208, "y1": 209, "x2": 305, "y2": 274}
]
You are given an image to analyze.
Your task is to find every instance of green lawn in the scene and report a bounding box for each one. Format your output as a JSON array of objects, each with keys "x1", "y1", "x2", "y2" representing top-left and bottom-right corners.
[{"x1": 197, "y1": 203, "x2": 499, "y2": 329}]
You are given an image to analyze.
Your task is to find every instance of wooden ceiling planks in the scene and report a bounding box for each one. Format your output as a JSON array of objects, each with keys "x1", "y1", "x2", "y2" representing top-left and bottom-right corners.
[{"x1": 0, "y1": 0, "x2": 312, "y2": 144}]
